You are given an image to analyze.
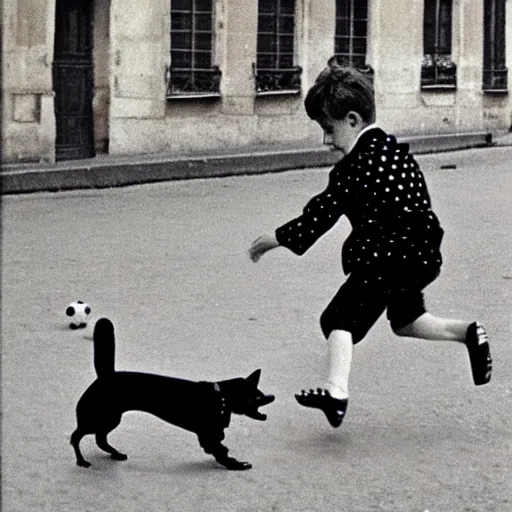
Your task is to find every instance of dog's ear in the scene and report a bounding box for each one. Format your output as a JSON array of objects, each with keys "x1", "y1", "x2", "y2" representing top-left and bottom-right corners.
[{"x1": 246, "y1": 369, "x2": 261, "y2": 387}]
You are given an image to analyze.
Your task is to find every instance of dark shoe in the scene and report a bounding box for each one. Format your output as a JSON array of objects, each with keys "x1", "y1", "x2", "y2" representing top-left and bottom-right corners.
[
  {"x1": 465, "y1": 321, "x2": 492, "y2": 386},
  {"x1": 295, "y1": 388, "x2": 348, "y2": 428}
]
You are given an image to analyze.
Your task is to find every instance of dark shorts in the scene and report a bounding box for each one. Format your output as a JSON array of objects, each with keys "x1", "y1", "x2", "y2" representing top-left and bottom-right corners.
[{"x1": 319, "y1": 271, "x2": 435, "y2": 343}]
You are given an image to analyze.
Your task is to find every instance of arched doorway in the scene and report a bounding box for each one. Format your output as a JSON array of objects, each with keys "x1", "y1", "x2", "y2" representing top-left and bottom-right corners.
[{"x1": 52, "y1": 0, "x2": 95, "y2": 160}]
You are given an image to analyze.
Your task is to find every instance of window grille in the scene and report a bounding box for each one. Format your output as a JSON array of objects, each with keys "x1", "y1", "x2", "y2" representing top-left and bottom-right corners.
[
  {"x1": 421, "y1": 0, "x2": 456, "y2": 89},
  {"x1": 333, "y1": 0, "x2": 373, "y2": 77},
  {"x1": 254, "y1": 0, "x2": 302, "y2": 95},
  {"x1": 167, "y1": 0, "x2": 221, "y2": 98},
  {"x1": 483, "y1": 0, "x2": 508, "y2": 92}
]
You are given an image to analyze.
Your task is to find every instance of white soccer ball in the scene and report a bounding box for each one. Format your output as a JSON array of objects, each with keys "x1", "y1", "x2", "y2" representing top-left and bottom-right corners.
[{"x1": 66, "y1": 301, "x2": 91, "y2": 329}]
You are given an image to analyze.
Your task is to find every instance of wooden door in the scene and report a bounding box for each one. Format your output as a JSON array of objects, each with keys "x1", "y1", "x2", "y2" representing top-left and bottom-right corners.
[{"x1": 53, "y1": 0, "x2": 95, "y2": 161}]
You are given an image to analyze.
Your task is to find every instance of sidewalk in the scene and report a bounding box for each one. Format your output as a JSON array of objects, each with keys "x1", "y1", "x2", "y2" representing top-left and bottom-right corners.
[
  {"x1": 493, "y1": 129, "x2": 512, "y2": 146},
  {"x1": 1, "y1": 129, "x2": 507, "y2": 195}
]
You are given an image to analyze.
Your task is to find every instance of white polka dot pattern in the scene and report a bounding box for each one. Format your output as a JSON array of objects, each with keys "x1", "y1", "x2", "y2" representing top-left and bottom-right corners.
[{"x1": 275, "y1": 128, "x2": 444, "y2": 276}]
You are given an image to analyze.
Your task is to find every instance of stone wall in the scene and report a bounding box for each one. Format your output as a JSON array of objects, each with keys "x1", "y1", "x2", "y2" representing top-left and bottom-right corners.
[
  {"x1": 107, "y1": 0, "x2": 329, "y2": 155},
  {"x1": 2, "y1": 0, "x2": 56, "y2": 162},
  {"x1": 2, "y1": 0, "x2": 511, "y2": 163}
]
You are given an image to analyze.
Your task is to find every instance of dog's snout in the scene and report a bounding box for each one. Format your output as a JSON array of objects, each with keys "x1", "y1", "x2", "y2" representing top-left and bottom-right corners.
[{"x1": 260, "y1": 394, "x2": 275, "y2": 406}]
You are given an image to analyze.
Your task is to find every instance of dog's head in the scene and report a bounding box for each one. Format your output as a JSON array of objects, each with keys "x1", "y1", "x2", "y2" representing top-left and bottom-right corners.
[{"x1": 219, "y1": 369, "x2": 275, "y2": 420}]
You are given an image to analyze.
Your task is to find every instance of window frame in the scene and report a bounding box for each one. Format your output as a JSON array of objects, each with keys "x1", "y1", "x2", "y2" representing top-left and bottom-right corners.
[
  {"x1": 421, "y1": 0, "x2": 457, "y2": 90},
  {"x1": 167, "y1": 0, "x2": 222, "y2": 99},
  {"x1": 333, "y1": 0, "x2": 373, "y2": 76},
  {"x1": 483, "y1": 0, "x2": 508, "y2": 93},
  {"x1": 254, "y1": 0, "x2": 302, "y2": 96}
]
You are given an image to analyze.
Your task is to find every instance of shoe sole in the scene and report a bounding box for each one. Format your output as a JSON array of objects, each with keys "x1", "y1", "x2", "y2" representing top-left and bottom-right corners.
[
  {"x1": 466, "y1": 322, "x2": 492, "y2": 386},
  {"x1": 295, "y1": 391, "x2": 348, "y2": 428},
  {"x1": 468, "y1": 343, "x2": 492, "y2": 385}
]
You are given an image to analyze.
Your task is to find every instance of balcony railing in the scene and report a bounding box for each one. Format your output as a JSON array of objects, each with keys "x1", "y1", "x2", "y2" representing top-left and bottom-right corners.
[
  {"x1": 253, "y1": 64, "x2": 302, "y2": 96},
  {"x1": 421, "y1": 54, "x2": 457, "y2": 90},
  {"x1": 483, "y1": 67, "x2": 508, "y2": 92},
  {"x1": 166, "y1": 66, "x2": 222, "y2": 98}
]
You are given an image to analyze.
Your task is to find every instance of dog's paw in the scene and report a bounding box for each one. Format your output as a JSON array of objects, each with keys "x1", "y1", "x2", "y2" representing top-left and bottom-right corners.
[
  {"x1": 220, "y1": 457, "x2": 252, "y2": 470},
  {"x1": 77, "y1": 460, "x2": 91, "y2": 468},
  {"x1": 111, "y1": 452, "x2": 128, "y2": 461},
  {"x1": 234, "y1": 460, "x2": 252, "y2": 471}
]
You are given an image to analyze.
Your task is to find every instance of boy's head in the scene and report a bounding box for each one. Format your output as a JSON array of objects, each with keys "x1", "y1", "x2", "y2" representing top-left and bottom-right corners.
[
  {"x1": 305, "y1": 61, "x2": 375, "y2": 153},
  {"x1": 305, "y1": 61, "x2": 375, "y2": 124}
]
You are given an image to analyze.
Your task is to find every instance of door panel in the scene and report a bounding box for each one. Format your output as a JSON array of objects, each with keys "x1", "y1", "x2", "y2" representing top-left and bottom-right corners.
[{"x1": 53, "y1": 0, "x2": 95, "y2": 161}]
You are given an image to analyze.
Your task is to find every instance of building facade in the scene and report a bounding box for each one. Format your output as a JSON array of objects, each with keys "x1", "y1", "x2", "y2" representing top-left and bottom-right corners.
[{"x1": 2, "y1": 0, "x2": 511, "y2": 163}]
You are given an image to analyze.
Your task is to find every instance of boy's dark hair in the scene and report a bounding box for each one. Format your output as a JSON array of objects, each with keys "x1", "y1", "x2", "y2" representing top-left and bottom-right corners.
[{"x1": 305, "y1": 61, "x2": 375, "y2": 124}]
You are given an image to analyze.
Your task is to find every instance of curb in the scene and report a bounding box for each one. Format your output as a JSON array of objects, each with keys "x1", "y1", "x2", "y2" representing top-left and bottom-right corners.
[{"x1": 0, "y1": 131, "x2": 495, "y2": 195}]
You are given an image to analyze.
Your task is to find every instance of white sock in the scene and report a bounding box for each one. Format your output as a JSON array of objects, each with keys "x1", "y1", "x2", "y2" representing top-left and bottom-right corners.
[{"x1": 325, "y1": 330, "x2": 353, "y2": 400}]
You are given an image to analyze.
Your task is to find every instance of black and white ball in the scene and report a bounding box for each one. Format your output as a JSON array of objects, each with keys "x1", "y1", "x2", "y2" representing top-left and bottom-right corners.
[{"x1": 66, "y1": 301, "x2": 91, "y2": 329}]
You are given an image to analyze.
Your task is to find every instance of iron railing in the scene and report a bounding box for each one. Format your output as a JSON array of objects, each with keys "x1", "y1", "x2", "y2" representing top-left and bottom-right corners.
[
  {"x1": 483, "y1": 67, "x2": 508, "y2": 92},
  {"x1": 253, "y1": 64, "x2": 302, "y2": 95},
  {"x1": 421, "y1": 54, "x2": 457, "y2": 89},
  {"x1": 166, "y1": 65, "x2": 221, "y2": 98}
]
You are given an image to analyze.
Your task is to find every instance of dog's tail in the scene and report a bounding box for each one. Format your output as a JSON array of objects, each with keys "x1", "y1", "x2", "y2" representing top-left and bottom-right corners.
[{"x1": 93, "y1": 318, "x2": 116, "y2": 377}]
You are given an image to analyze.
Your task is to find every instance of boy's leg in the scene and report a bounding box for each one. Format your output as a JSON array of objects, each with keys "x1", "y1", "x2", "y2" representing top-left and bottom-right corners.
[
  {"x1": 325, "y1": 329, "x2": 353, "y2": 400},
  {"x1": 295, "y1": 329, "x2": 353, "y2": 428},
  {"x1": 321, "y1": 272, "x2": 387, "y2": 399},
  {"x1": 393, "y1": 312, "x2": 469, "y2": 340},
  {"x1": 296, "y1": 273, "x2": 388, "y2": 426},
  {"x1": 389, "y1": 295, "x2": 492, "y2": 385}
]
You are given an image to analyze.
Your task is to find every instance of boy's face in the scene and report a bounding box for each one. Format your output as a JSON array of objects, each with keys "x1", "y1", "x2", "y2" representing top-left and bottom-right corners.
[{"x1": 319, "y1": 113, "x2": 364, "y2": 155}]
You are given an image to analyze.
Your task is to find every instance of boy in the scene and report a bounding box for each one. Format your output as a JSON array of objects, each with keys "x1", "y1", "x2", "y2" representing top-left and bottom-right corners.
[{"x1": 248, "y1": 63, "x2": 492, "y2": 428}]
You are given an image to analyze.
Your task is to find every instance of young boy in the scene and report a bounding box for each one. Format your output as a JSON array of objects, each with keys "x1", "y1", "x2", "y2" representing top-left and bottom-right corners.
[{"x1": 248, "y1": 63, "x2": 492, "y2": 428}]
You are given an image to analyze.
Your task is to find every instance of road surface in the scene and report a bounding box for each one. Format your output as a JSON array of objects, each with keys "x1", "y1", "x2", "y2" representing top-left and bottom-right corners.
[{"x1": 2, "y1": 145, "x2": 512, "y2": 511}]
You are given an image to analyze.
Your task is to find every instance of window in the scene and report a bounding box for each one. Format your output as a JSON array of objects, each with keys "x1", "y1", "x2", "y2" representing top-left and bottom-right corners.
[
  {"x1": 483, "y1": 0, "x2": 508, "y2": 92},
  {"x1": 254, "y1": 0, "x2": 302, "y2": 95},
  {"x1": 333, "y1": 0, "x2": 372, "y2": 75},
  {"x1": 167, "y1": 0, "x2": 221, "y2": 98},
  {"x1": 421, "y1": 0, "x2": 456, "y2": 89}
]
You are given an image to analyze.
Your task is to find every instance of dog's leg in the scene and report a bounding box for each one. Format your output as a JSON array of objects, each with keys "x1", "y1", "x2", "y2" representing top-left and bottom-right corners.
[
  {"x1": 96, "y1": 432, "x2": 128, "y2": 461},
  {"x1": 70, "y1": 429, "x2": 91, "y2": 468},
  {"x1": 210, "y1": 443, "x2": 252, "y2": 471},
  {"x1": 198, "y1": 434, "x2": 252, "y2": 470}
]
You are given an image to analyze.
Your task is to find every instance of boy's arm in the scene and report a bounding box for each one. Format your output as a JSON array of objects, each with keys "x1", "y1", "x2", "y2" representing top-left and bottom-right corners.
[{"x1": 275, "y1": 168, "x2": 346, "y2": 256}]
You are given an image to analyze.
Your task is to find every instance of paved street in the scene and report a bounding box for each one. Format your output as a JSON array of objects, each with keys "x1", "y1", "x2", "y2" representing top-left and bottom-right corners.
[{"x1": 2, "y1": 145, "x2": 512, "y2": 512}]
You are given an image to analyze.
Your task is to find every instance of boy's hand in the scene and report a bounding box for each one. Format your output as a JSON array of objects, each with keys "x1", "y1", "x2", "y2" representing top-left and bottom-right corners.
[{"x1": 249, "y1": 234, "x2": 280, "y2": 262}]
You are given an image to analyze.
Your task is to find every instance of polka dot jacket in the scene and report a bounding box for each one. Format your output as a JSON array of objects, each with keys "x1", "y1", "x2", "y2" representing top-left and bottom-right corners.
[{"x1": 275, "y1": 128, "x2": 444, "y2": 285}]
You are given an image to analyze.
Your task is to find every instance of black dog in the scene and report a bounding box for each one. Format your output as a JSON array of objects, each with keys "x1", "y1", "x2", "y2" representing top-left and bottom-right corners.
[{"x1": 70, "y1": 318, "x2": 274, "y2": 470}]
